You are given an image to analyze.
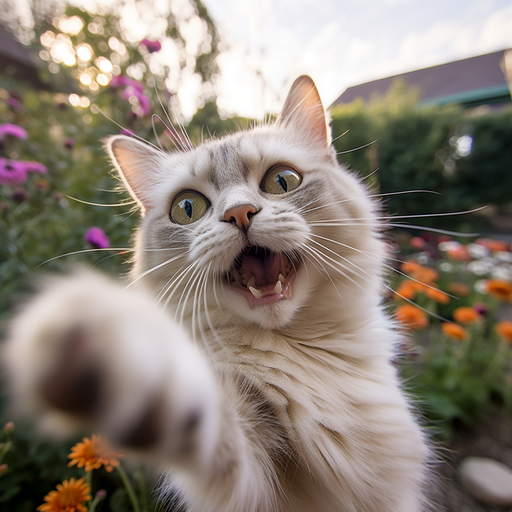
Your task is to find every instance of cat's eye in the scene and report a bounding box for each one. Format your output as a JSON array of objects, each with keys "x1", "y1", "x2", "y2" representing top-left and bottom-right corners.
[
  {"x1": 170, "y1": 191, "x2": 210, "y2": 225},
  {"x1": 261, "y1": 165, "x2": 302, "y2": 195}
]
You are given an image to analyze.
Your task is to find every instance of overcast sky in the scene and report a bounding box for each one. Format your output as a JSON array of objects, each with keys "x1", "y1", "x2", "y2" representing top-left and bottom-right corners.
[{"x1": 200, "y1": 0, "x2": 512, "y2": 118}]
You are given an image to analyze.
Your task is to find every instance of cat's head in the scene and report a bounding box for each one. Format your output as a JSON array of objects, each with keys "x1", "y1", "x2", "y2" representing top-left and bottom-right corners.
[{"x1": 106, "y1": 76, "x2": 384, "y2": 332}]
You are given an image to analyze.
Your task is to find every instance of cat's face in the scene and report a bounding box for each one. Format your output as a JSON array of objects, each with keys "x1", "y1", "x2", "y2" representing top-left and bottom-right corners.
[{"x1": 108, "y1": 77, "x2": 383, "y2": 332}]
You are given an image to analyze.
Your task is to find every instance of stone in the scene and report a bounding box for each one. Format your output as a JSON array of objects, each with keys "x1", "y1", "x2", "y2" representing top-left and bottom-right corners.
[{"x1": 458, "y1": 456, "x2": 512, "y2": 507}]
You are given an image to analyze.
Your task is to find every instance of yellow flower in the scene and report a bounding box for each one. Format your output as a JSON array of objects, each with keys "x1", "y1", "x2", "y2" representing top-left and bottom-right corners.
[
  {"x1": 38, "y1": 478, "x2": 91, "y2": 512},
  {"x1": 453, "y1": 307, "x2": 480, "y2": 325},
  {"x1": 68, "y1": 434, "x2": 122, "y2": 473},
  {"x1": 496, "y1": 321, "x2": 512, "y2": 343},
  {"x1": 441, "y1": 322, "x2": 469, "y2": 341},
  {"x1": 395, "y1": 304, "x2": 428, "y2": 331}
]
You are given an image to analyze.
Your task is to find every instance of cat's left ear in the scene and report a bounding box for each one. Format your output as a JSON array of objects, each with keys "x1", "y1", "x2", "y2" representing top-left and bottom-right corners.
[
  {"x1": 106, "y1": 135, "x2": 165, "y2": 214},
  {"x1": 278, "y1": 75, "x2": 331, "y2": 147}
]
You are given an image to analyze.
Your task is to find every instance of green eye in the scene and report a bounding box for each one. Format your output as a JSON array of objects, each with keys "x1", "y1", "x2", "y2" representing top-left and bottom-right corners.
[
  {"x1": 262, "y1": 165, "x2": 302, "y2": 195},
  {"x1": 170, "y1": 191, "x2": 210, "y2": 225}
]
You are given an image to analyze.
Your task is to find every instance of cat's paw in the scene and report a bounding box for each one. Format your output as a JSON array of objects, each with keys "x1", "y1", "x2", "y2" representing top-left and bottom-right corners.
[{"x1": 4, "y1": 271, "x2": 219, "y2": 466}]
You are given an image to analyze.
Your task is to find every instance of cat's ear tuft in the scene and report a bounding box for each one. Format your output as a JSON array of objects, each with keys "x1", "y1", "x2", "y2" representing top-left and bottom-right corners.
[
  {"x1": 278, "y1": 76, "x2": 331, "y2": 147},
  {"x1": 106, "y1": 135, "x2": 164, "y2": 214}
]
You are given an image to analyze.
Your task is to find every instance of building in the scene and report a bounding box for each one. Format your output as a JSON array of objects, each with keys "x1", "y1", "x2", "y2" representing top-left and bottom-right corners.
[{"x1": 331, "y1": 49, "x2": 512, "y2": 110}]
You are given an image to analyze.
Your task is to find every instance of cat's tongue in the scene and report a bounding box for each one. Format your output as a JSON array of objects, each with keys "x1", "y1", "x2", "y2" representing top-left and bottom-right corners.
[
  {"x1": 229, "y1": 247, "x2": 296, "y2": 308},
  {"x1": 240, "y1": 252, "x2": 281, "y2": 289}
]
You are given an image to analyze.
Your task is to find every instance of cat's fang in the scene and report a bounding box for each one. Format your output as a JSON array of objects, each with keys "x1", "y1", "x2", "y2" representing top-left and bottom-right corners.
[
  {"x1": 273, "y1": 281, "x2": 282, "y2": 294},
  {"x1": 247, "y1": 276, "x2": 256, "y2": 289},
  {"x1": 278, "y1": 274, "x2": 285, "y2": 283},
  {"x1": 249, "y1": 286, "x2": 263, "y2": 299}
]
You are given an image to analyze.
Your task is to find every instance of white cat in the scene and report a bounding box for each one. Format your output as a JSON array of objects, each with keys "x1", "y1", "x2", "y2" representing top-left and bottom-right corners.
[{"x1": 5, "y1": 76, "x2": 429, "y2": 511}]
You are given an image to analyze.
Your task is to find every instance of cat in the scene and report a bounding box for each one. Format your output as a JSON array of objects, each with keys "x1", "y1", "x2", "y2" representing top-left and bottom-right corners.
[{"x1": 4, "y1": 76, "x2": 429, "y2": 511}]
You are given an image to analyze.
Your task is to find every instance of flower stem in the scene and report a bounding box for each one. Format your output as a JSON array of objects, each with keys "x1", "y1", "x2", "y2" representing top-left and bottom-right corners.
[{"x1": 116, "y1": 464, "x2": 141, "y2": 512}]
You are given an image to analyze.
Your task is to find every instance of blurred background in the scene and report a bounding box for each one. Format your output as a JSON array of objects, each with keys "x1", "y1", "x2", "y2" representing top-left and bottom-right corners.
[{"x1": 0, "y1": 0, "x2": 511, "y2": 510}]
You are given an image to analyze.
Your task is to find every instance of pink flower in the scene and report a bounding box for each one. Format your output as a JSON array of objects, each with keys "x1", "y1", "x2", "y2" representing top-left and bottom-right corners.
[
  {"x1": 0, "y1": 159, "x2": 27, "y2": 185},
  {"x1": 84, "y1": 227, "x2": 110, "y2": 249},
  {"x1": 0, "y1": 123, "x2": 28, "y2": 140},
  {"x1": 139, "y1": 39, "x2": 161, "y2": 53},
  {"x1": 20, "y1": 161, "x2": 47, "y2": 174},
  {"x1": 123, "y1": 86, "x2": 150, "y2": 116},
  {"x1": 109, "y1": 76, "x2": 145, "y2": 92}
]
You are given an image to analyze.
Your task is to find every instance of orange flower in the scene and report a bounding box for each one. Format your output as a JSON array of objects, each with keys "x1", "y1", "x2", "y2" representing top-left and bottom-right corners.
[
  {"x1": 476, "y1": 238, "x2": 509, "y2": 252},
  {"x1": 413, "y1": 266, "x2": 439, "y2": 284},
  {"x1": 486, "y1": 279, "x2": 512, "y2": 302},
  {"x1": 395, "y1": 280, "x2": 424, "y2": 300},
  {"x1": 453, "y1": 307, "x2": 480, "y2": 324},
  {"x1": 447, "y1": 246, "x2": 471, "y2": 262},
  {"x1": 395, "y1": 304, "x2": 428, "y2": 330},
  {"x1": 441, "y1": 322, "x2": 469, "y2": 341},
  {"x1": 425, "y1": 286, "x2": 450, "y2": 304},
  {"x1": 446, "y1": 282, "x2": 470, "y2": 297},
  {"x1": 401, "y1": 260, "x2": 422, "y2": 275},
  {"x1": 409, "y1": 237, "x2": 426, "y2": 249},
  {"x1": 38, "y1": 478, "x2": 91, "y2": 512},
  {"x1": 496, "y1": 321, "x2": 512, "y2": 343},
  {"x1": 68, "y1": 434, "x2": 122, "y2": 473}
]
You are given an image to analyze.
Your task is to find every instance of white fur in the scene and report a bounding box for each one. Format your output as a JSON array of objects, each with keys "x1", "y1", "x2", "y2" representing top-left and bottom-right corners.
[{"x1": 4, "y1": 76, "x2": 429, "y2": 511}]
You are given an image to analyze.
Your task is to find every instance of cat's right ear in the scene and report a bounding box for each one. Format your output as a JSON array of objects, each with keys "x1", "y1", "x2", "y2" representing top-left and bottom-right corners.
[{"x1": 106, "y1": 135, "x2": 164, "y2": 215}]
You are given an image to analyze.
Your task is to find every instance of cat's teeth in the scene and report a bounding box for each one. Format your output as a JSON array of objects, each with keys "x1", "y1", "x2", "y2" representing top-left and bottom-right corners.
[
  {"x1": 278, "y1": 273, "x2": 285, "y2": 283},
  {"x1": 247, "y1": 276, "x2": 256, "y2": 289},
  {"x1": 273, "y1": 280, "x2": 282, "y2": 294},
  {"x1": 249, "y1": 286, "x2": 263, "y2": 299}
]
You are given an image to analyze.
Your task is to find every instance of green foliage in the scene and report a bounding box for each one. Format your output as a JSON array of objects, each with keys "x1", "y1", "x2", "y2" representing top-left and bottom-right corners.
[{"x1": 331, "y1": 80, "x2": 512, "y2": 229}]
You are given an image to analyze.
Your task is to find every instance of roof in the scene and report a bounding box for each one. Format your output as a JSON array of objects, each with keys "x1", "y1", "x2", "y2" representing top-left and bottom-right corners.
[{"x1": 331, "y1": 49, "x2": 512, "y2": 109}]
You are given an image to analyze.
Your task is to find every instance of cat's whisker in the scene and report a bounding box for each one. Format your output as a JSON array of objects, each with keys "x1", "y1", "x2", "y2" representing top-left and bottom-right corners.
[
  {"x1": 159, "y1": 260, "x2": 198, "y2": 309},
  {"x1": 388, "y1": 223, "x2": 480, "y2": 237},
  {"x1": 167, "y1": 93, "x2": 194, "y2": 150},
  {"x1": 331, "y1": 129, "x2": 349, "y2": 143},
  {"x1": 151, "y1": 114, "x2": 165, "y2": 151},
  {"x1": 300, "y1": 247, "x2": 345, "y2": 303},
  {"x1": 95, "y1": 106, "x2": 162, "y2": 152},
  {"x1": 302, "y1": 242, "x2": 365, "y2": 291},
  {"x1": 310, "y1": 205, "x2": 487, "y2": 224},
  {"x1": 176, "y1": 263, "x2": 204, "y2": 326},
  {"x1": 37, "y1": 247, "x2": 134, "y2": 268},
  {"x1": 190, "y1": 268, "x2": 207, "y2": 343},
  {"x1": 124, "y1": 252, "x2": 186, "y2": 290},
  {"x1": 64, "y1": 195, "x2": 137, "y2": 208},
  {"x1": 336, "y1": 139, "x2": 378, "y2": 155},
  {"x1": 309, "y1": 233, "x2": 459, "y2": 299},
  {"x1": 155, "y1": 260, "x2": 193, "y2": 304},
  {"x1": 153, "y1": 85, "x2": 193, "y2": 152},
  {"x1": 302, "y1": 190, "x2": 441, "y2": 215},
  {"x1": 309, "y1": 237, "x2": 452, "y2": 323}
]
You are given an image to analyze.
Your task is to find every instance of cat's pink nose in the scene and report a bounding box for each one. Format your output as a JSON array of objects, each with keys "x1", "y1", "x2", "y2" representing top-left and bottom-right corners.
[{"x1": 224, "y1": 204, "x2": 257, "y2": 232}]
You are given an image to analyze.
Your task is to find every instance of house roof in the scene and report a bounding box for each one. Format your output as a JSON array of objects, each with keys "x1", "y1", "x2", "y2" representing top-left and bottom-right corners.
[{"x1": 331, "y1": 49, "x2": 512, "y2": 109}]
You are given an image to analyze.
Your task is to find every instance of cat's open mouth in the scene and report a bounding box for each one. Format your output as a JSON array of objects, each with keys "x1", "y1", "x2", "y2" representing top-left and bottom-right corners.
[{"x1": 226, "y1": 245, "x2": 298, "y2": 308}]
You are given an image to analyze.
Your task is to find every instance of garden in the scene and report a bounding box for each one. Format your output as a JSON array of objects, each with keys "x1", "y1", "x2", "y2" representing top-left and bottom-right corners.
[{"x1": 0, "y1": 0, "x2": 512, "y2": 510}]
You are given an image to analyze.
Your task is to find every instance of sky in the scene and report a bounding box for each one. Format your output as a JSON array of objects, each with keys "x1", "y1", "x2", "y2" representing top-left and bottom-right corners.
[{"x1": 199, "y1": 0, "x2": 512, "y2": 118}]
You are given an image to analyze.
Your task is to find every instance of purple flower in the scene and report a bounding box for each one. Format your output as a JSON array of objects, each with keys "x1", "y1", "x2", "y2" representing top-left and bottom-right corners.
[
  {"x1": 65, "y1": 137, "x2": 75, "y2": 149},
  {"x1": 110, "y1": 75, "x2": 145, "y2": 92},
  {"x1": 0, "y1": 159, "x2": 27, "y2": 185},
  {"x1": 20, "y1": 161, "x2": 47, "y2": 174},
  {"x1": 139, "y1": 38, "x2": 161, "y2": 53},
  {"x1": 0, "y1": 123, "x2": 28, "y2": 140},
  {"x1": 6, "y1": 97, "x2": 22, "y2": 109},
  {"x1": 473, "y1": 302, "x2": 488, "y2": 316},
  {"x1": 123, "y1": 86, "x2": 150, "y2": 116},
  {"x1": 84, "y1": 227, "x2": 110, "y2": 249},
  {"x1": 11, "y1": 189, "x2": 27, "y2": 203},
  {"x1": 120, "y1": 128, "x2": 134, "y2": 137}
]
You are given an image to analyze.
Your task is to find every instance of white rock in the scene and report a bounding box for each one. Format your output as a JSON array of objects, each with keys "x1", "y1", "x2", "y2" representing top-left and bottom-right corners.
[{"x1": 459, "y1": 456, "x2": 512, "y2": 506}]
